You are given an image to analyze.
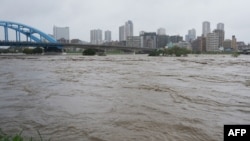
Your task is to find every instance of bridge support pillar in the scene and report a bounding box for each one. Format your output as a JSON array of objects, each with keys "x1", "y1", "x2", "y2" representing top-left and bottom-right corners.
[
  {"x1": 4, "y1": 26, "x2": 8, "y2": 42},
  {"x1": 40, "y1": 35, "x2": 43, "y2": 42},
  {"x1": 26, "y1": 35, "x2": 31, "y2": 42},
  {"x1": 16, "y1": 31, "x2": 20, "y2": 42},
  {"x1": 16, "y1": 25, "x2": 21, "y2": 42}
]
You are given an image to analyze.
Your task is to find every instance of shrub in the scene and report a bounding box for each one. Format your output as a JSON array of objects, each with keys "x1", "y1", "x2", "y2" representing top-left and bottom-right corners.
[
  {"x1": 232, "y1": 52, "x2": 240, "y2": 57},
  {"x1": 23, "y1": 48, "x2": 33, "y2": 54},
  {"x1": 82, "y1": 49, "x2": 96, "y2": 56},
  {"x1": 0, "y1": 129, "x2": 50, "y2": 141},
  {"x1": 148, "y1": 49, "x2": 160, "y2": 56},
  {"x1": 33, "y1": 47, "x2": 43, "y2": 54},
  {"x1": 159, "y1": 46, "x2": 190, "y2": 57},
  {"x1": 22, "y1": 47, "x2": 43, "y2": 54}
]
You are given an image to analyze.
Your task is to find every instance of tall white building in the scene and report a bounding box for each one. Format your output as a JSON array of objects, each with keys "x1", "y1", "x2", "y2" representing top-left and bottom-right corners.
[
  {"x1": 217, "y1": 23, "x2": 224, "y2": 31},
  {"x1": 202, "y1": 21, "x2": 210, "y2": 37},
  {"x1": 119, "y1": 20, "x2": 134, "y2": 41},
  {"x1": 206, "y1": 32, "x2": 219, "y2": 52},
  {"x1": 90, "y1": 29, "x2": 102, "y2": 44},
  {"x1": 53, "y1": 26, "x2": 70, "y2": 43},
  {"x1": 119, "y1": 26, "x2": 125, "y2": 41},
  {"x1": 125, "y1": 20, "x2": 133, "y2": 38},
  {"x1": 185, "y1": 28, "x2": 196, "y2": 42},
  {"x1": 157, "y1": 28, "x2": 166, "y2": 35},
  {"x1": 104, "y1": 30, "x2": 111, "y2": 42}
]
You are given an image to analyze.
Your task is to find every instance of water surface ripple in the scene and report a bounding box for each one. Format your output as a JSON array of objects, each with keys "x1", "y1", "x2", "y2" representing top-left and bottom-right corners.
[{"x1": 0, "y1": 55, "x2": 250, "y2": 141}]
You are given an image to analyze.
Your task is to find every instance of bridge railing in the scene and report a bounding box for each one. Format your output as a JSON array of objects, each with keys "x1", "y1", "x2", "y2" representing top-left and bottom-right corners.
[
  {"x1": 0, "y1": 41, "x2": 63, "y2": 48},
  {"x1": 0, "y1": 41, "x2": 156, "y2": 51}
]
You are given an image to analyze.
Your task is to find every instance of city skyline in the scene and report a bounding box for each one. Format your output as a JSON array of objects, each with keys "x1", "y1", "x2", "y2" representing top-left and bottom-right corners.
[
  {"x1": 87, "y1": 20, "x2": 227, "y2": 44},
  {"x1": 0, "y1": 0, "x2": 250, "y2": 43}
]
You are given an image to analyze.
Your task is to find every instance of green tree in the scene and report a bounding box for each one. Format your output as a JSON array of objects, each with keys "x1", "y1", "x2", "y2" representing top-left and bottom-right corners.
[
  {"x1": 23, "y1": 48, "x2": 33, "y2": 54},
  {"x1": 232, "y1": 52, "x2": 240, "y2": 57},
  {"x1": 33, "y1": 47, "x2": 43, "y2": 54},
  {"x1": 82, "y1": 49, "x2": 96, "y2": 56},
  {"x1": 148, "y1": 49, "x2": 161, "y2": 56},
  {"x1": 155, "y1": 46, "x2": 190, "y2": 57}
]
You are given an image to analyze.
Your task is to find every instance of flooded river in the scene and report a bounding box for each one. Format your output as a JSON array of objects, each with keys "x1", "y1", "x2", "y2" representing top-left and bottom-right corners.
[{"x1": 0, "y1": 54, "x2": 250, "y2": 141}]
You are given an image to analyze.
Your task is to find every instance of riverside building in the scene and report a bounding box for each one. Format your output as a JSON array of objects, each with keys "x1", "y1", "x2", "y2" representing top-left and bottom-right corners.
[
  {"x1": 53, "y1": 26, "x2": 70, "y2": 43},
  {"x1": 202, "y1": 21, "x2": 211, "y2": 37},
  {"x1": 90, "y1": 29, "x2": 102, "y2": 45}
]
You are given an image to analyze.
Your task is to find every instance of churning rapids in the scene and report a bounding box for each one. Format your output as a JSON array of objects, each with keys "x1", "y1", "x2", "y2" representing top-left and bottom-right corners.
[{"x1": 0, "y1": 54, "x2": 250, "y2": 141}]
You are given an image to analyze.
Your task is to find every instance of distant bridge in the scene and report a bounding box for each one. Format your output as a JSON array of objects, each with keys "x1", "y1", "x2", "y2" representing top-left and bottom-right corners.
[
  {"x1": 0, "y1": 41, "x2": 154, "y2": 52},
  {"x1": 0, "y1": 20, "x2": 57, "y2": 43}
]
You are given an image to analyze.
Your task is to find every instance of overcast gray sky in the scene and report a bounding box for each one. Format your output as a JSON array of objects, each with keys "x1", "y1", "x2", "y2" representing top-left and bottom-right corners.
[{"x1": 0, "y1": 0, "x2": 250, "y2": 43}]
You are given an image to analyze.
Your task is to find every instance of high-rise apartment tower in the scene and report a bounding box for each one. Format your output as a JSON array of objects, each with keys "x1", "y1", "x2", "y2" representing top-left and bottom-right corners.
[
  {"x1": 90, "y1": 29, "x2": 102, "y2": 44},
  {"x1": 53, "y1": 26, "x2": 70, "y2": 43},
  {"x1": 104, "y1": 30, "x2": 112, "y2": 42},
  {"x1": 202, "y1": 21, "x2": 211, "y2": 37},
  {"x1": 119, "y1": 20, "x2": 134, "y2": 41},
  {"x1": 217, "y1": 23, "x2": 224, "y2": 31},
  {"x1": 185, "y1": 28, "x2": 196, "y2": 42},
  {"x1": 157, "y1": 28, "x2": 166, "y2": 35}
]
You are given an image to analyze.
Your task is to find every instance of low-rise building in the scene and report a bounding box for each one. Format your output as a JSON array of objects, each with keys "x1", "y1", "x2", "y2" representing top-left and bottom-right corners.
[
  {"x1": 170, "y1": 35, "x2": 183, "y2": 43},
  {"x1": 223, "y1": 36, "x2": 237, "y2": 51},
  {"x1": 191, "y1": 36, "x2": 206, "y2": 52},
  {"x1": 140, "y1": 32, "x2": 157, "y2": 48},
  {"x1": 174, "y1": 41, "x2": 192, "y2": 50},
  {"x1": 157, "y1": 35, "x2": 169, "y2": 48},
  {"x1": 223, "y1": 39, "x2": 232, "y2": 50},
  {"x1": 237, "y1": 41, "x2": 246, "y2": 50},
  {"x1": 206, "y1": 32, "x2": 220, "y2": 52},
  {"x1": 71, "y1": 39, "x2": 82, "y2": 44},
  {"x1": 126, "y1": 36, "x2": 141, "y2": 47}
]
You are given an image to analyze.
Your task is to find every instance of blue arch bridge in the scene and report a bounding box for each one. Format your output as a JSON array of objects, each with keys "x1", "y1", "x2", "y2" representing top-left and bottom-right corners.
[{"x1": 0, "y1": 20, "x2": 153, "y2": 53}]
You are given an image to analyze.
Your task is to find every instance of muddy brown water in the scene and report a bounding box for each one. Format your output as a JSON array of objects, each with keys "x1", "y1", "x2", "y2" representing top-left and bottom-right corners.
[{"x1": 0, "y1": 54, "x2": 250, "y2": 141}]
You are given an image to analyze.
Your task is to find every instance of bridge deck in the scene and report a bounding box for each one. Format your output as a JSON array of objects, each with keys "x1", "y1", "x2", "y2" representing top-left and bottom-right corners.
[{"x1": 0, "y1": 41, "x2": 155, "y2": 51}]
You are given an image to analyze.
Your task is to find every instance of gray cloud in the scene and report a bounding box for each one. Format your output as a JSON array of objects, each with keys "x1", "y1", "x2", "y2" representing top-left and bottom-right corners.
[{"x1": 1, "y1": 0, "x2": 250, "y2": 43}]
